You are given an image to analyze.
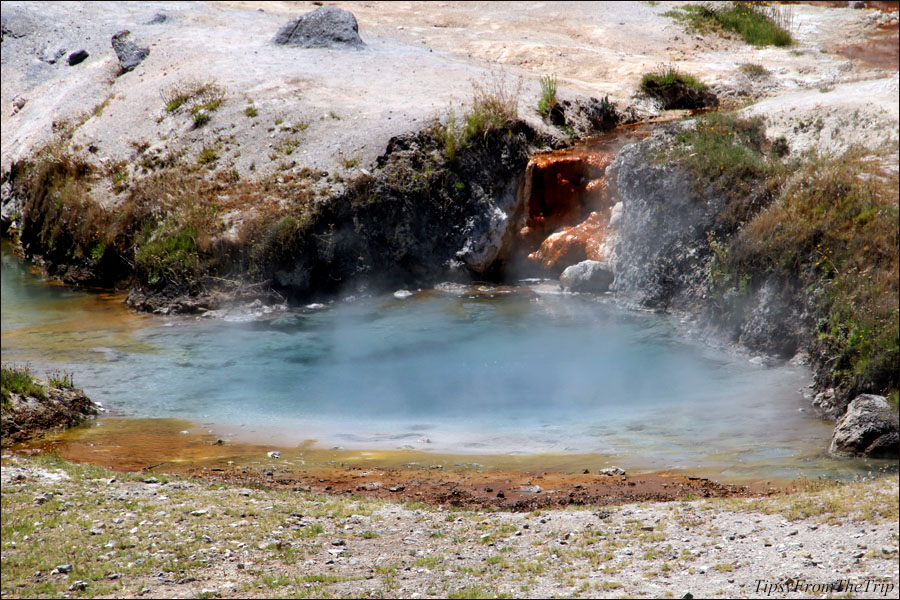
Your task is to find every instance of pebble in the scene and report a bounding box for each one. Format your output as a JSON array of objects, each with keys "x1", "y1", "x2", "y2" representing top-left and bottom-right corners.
[
  {"x1": 69, "y1": 580, "x2": 88, "y2": 591},
  {"x1": 190, "y1": 509, "x2": 209, "y2": 516},
  {"x1": 54, "y1": 564, "x2": 73, "y2": 574},
  {"x1": 267, "y1": 451, "x2": 281, "y2": 459}
]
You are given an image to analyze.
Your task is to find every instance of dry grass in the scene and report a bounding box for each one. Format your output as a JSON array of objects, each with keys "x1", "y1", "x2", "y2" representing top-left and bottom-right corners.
[{"x1": 721, "y1": 149, "x2": 898, "y2": 397}]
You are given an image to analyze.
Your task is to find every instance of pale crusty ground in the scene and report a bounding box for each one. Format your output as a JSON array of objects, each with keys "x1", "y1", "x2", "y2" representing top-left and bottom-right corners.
[
  {"x1": 2, "y1": 453, "x2": 898, "y2": 599},
  {"x1": 2, "y1": 1, "x2": 897, "y2": 185}
]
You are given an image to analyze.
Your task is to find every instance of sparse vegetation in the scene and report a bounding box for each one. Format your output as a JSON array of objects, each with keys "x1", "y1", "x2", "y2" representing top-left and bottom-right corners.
[
  {"x1": 537, "y1": 73, "x2": 558, "y2": 116},
  {"x1": 161, "y1": 80, "x2": 225, "y2": 121},
  {"x1": 739, "y1": 63, "x2": 768, "y2": 78},
  {"x1": 664, "y1": 2, "x2": 793, "y2": 47}
]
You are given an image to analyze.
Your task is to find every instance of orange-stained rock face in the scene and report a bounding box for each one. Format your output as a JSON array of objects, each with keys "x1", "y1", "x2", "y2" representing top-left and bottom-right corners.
[
  {"x1": 529, "y1": 210, "x2": 612, "y2": 269},
  {"x1": 518, "y1": 149, "x2": 616, "y2": 270}
]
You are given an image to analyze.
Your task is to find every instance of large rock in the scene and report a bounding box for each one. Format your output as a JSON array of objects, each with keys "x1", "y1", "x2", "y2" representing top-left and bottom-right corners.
[
  {"x1": 111, "y1": 30, "x2": 149, "y2": 72},
  {"x1": 829, "y1": 394, "x2": 899, "y2": 458},
  {"x1": 560, "y1": 260, "x2": 614, "y2": 293},
  {"x1": 273, "y1": 7, "x2": 365, "y2": 49}
]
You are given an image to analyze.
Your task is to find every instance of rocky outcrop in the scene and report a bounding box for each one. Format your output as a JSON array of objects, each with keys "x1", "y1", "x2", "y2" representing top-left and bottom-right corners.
[
  {"x1": 829, "y1": 395, "x2": 899, "y2": 458},
  {"x1": 273, "y1": 7, "x2": 365, "y2": 49},
  {"x1": 1, "y1": 373, "x2": 100, "y2": 445},
  {"x1": 609, "y1": 129, "x2": 722, "y2": 310},
  {"x1": 249, "y1": 122, "x2": 538, "y2": 300},
  {"x1": 559, "y1": 259, "x2": 614, "y2": 293},
  {"x1": 111, "y1": 30, "x2": 149, "y2": 72}
]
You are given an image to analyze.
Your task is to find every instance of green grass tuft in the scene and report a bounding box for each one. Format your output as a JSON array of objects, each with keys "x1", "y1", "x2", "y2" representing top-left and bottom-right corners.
[
  {"x1": 1, "y1": 365, "x2": 47, "y2": 409},
  {"x1": 537, "y1": 73, "x2": 558, "y2": 116},
  {"x1": 664, "y1": 2, "x2": 793, "y2": 47}
]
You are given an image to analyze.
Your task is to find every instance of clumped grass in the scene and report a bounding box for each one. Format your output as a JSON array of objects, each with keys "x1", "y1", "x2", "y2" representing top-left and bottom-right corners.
[
  {"x1": 641, "y1": 64, "x2": 708, "y2": 93},
  {"x1": 431, "y1": 73, "x2": 521, "y2": 161},
  {"x1": 723, "y1": 150, "x2": 898, "y2": 397},
  {"x1": 197, "y1": 145, "x2": 219, "y2": 166},
  {"x1": 537, "y1": 73, "x2": 558, "y2": 116},
  {"x1": 666, "y1": 112, "x2": 777, "y2": 203},
  {"x1": 664, "y1": 2, "x2": 793, "y2": 47},
  {"x1": 1, "y1": 365, "x2": 47, "y2": 409},
  {"x1": 739, "y1": 63, "x2": 769, "y2": 78},
  {"x1": 244, "y1": 105, "x2": 258, "y2": 118}
]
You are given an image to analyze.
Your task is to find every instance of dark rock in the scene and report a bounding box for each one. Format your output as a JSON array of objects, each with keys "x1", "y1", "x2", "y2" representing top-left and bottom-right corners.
[
  {"x1": 111, "y1": 30, "x2": 149, "y2": 72},
  {"x1": 67, "y1": 49, "x2": 89, "y2": 66},
  {"x1": 253, "y1": 121, "x2": 536, "y2": 300},
  {"x1": 850, "y1": 1, "x2": 866, "y2": 8},
  {"x1": 273, "y1": 7, "x2": 365, "y2": 49},
  {"x1": 829, "y1": 394, "x2": 899, "y2": 458},
  {"x1": 641, "y1": 79, "x2": 718, "y2": 110},
  {"x1": 560, "y1": 260, "x2": 614, "y2": 293},
  {"x1": 1, "y1": 369, "x2": 100, "y2": 445},
  {"x1": 147, "y1": 13, "x2": 169, "y2": 24}
]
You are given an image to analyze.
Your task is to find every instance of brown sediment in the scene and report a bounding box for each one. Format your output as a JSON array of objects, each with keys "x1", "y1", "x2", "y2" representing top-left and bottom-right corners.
[
  {"x1": 835, "y1": 21, "x2": 899, "y2": 70},
  {"x1": 16, "y1": 417, "x2": 776, "y2": 511}
]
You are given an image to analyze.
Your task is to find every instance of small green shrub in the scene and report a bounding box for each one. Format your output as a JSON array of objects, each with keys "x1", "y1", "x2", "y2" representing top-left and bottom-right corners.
[
  {"x1": 537, "y1": 73, "x2": 558, "y2": 116},
  {"x1": 197, "y1": 145, "x2": 218, "y2": 165},
  {"x1": 641, "y1": 64, "x2": 708, "y2": 93},
  {"x1": 244, "y1": 105, "x2": 258, "y2": 118}
]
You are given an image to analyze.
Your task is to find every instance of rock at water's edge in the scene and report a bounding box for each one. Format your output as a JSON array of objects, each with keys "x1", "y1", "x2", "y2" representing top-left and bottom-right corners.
[
  {"x1": 273, "y1": 7, "x2": 365, "y2": 49},
  {"x1": 829, "y1": 394, "x2": 899, "y2": 458},
  {"x1": 560, "y1": 259, "x2": 614, "y2": 293},
  {"x1": 1, "y1": 379, "x2": 100, "y2": 445},
  {"x1": 111, "y1": 30, "x2": 149, "y2": 72}
]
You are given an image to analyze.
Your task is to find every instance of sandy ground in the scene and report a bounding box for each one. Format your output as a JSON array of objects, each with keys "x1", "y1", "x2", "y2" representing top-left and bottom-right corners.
[
  {"x1": 2, "y1": 1, "x2": 897, "y2": 183},
  {"x1": 2, "y1": 453, "x2": 898, "y2": 599}
]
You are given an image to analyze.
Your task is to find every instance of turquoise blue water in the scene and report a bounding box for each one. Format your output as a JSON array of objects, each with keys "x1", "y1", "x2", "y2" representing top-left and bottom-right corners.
[{"x1": 3, "y1": 244, "x2": 887, "y2": 478}]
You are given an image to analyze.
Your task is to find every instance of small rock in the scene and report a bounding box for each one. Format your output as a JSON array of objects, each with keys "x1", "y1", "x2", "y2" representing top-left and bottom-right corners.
[
  {"x1": 519, "y1": 485, "x2": 542, "y2": 494},
  {"x1": 55, "y1": 564, "x2": 73, "y2": 574},
  {"x1": 190, "y1": 509, "x2": 209, "y2": 516},
  {"x1": 267, "y1": 451, "x2": 281, "y2": 459},
  {"x1": 600, "y1": 467, "x2": 626, "y2": 476},
  {"x1": 67, "y1": 49, "x2": 89, "y2": 66},
  {"x1": 698, "y1": 565, "x2": 708, "y2": 574},
  {"x1": 143, "y1": 477, "x2": 159, "y2": 484},
  {"x1": 69, "y1": 581, "x2": 88, "y2": 591}
]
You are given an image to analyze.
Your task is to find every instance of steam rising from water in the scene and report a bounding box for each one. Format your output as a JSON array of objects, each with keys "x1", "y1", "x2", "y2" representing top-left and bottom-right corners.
[{"x1": 5, "y1": 243, "x2": 858, "y2": 478}]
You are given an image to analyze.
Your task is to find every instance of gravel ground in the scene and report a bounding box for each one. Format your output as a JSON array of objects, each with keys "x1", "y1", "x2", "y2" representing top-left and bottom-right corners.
[{"x1": 2, "y1": 453, "x2": 897, "y2": 599}]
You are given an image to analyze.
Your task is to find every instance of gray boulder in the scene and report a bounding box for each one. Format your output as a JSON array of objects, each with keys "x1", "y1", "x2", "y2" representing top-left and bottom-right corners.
[
  {"x1": 273, "y1": 7, "x2": 364, "y2": 49},
  {"x1": 560, "y1": 260, "x2": 614, "y2": 293},
  {"x1": 829, "y1": 394, "x2": 899, "y2": 458},
  {"x1": 111, "y1": 30, "x2": 149, "y2": 72}
]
